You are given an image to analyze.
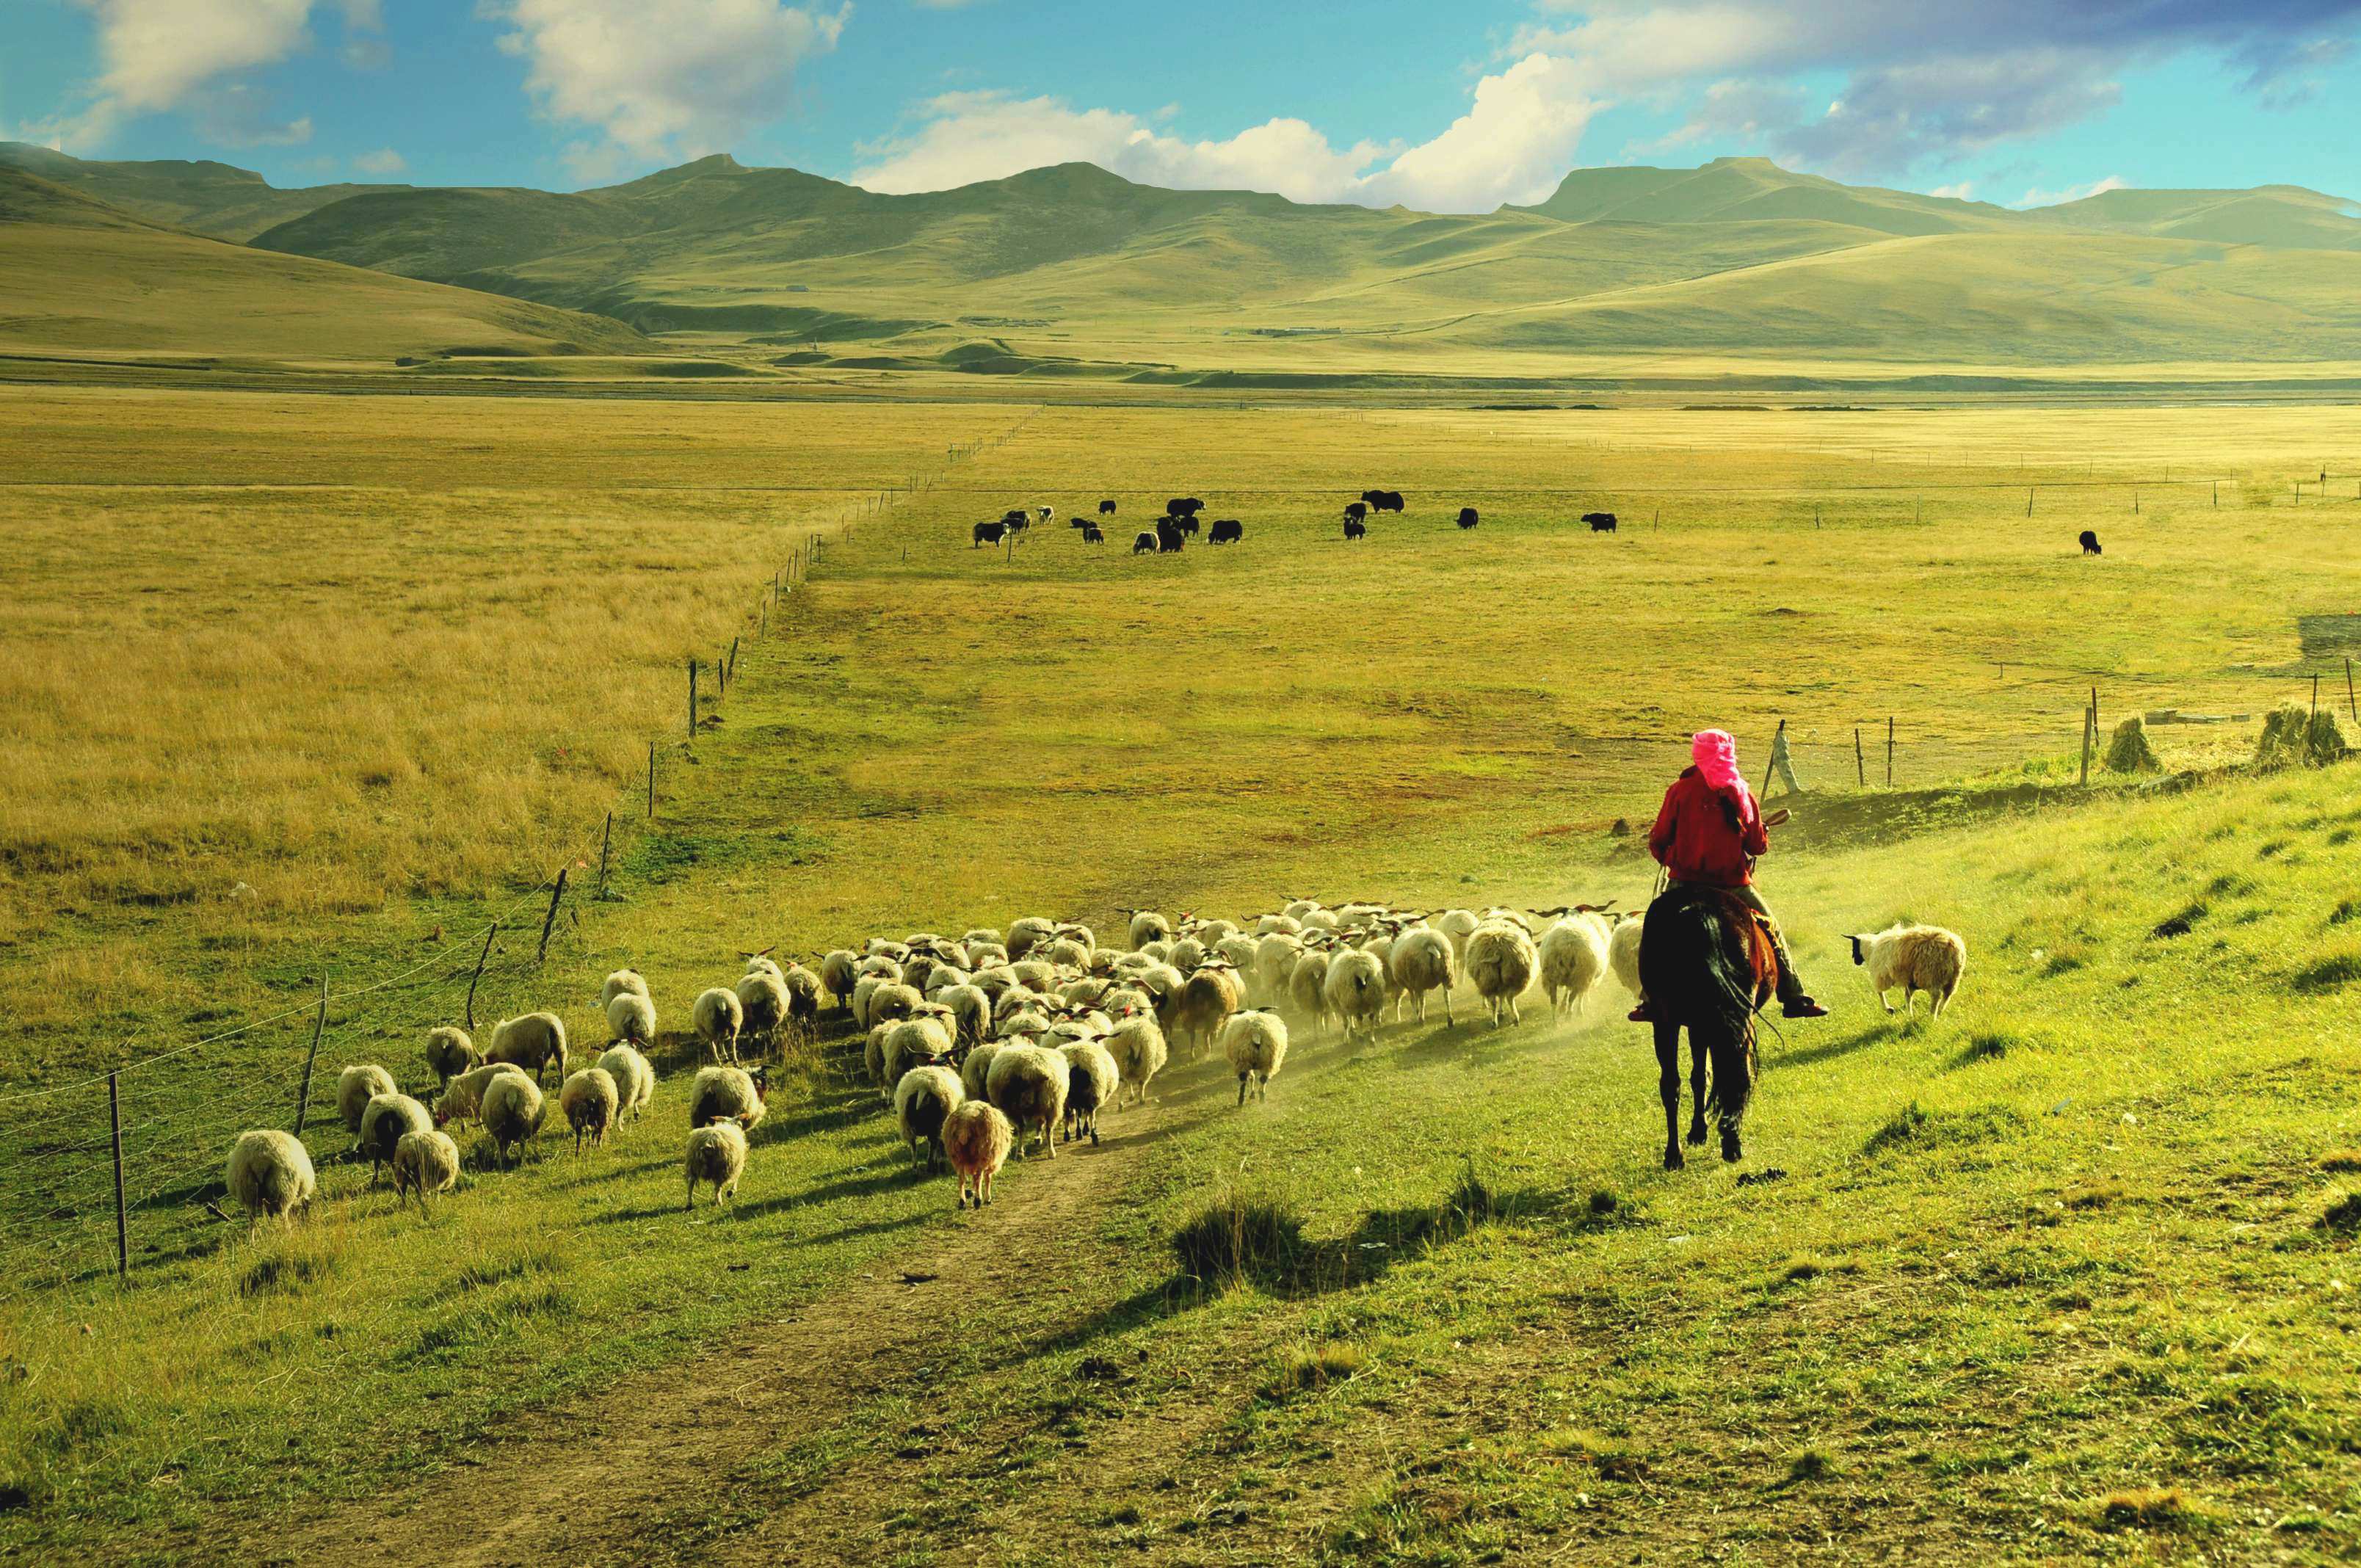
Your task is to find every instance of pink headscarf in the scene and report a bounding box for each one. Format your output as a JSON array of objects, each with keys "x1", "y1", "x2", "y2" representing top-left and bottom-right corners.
[{"x1": 1691, "y1": 729, "x2": 1750, "y2": 803}]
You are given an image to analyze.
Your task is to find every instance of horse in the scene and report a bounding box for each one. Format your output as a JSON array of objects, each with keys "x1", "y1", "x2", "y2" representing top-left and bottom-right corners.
[{"x1": 1636, "y1": 885, "x2": 1776, "y2": 1168}]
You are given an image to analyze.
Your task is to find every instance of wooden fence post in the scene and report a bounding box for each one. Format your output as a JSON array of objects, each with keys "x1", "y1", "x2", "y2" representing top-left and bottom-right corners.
[
  {"x1": 647, "y1": 741, "x2": 657, "y2": 819},
  {"x1": 536, "y1": 868, "x2": 568, "y2": 967},
  {"x1": 1855, "y1": 727, "x2": 1865, "y2": 787},
  {"x1": 2347, "y1": 657, "x2": 2356, "y2": 722},
  {"x1": 465, "y1": 922, "x2": 496, "y2": 1029},
  {"x1": 595, "y1": 811, "x2": 614, "y2": 901},
  {"x1": 109, "y1": 1071, "x2": 126, "y2": 1282},
  {"x1": 2079, "y1": 696, "x2": 2095, "y2": 786},
  {"x1": 292, "y1": 970, "x2": 327, "y2": 1136},
  {"x1": 687, "y1": 658, "x2": 698, "y2": 740},
  {"x1": 2025, "y1": 487, "x2": 2034, "y2": 518},
  {"x1": 1886, "y1": 716, "x2": 1894, "y2": 786}
]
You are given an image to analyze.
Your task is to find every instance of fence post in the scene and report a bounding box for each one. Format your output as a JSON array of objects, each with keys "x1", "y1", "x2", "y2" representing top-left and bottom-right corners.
[
  {"x1": 2347, "y1": 657, "x2": 2356, "y2": 722},
  {"x1": 465, "y1": 922, "x2": 496, "y2": 1029},
  {"x1": 2078, "y1": 697, "x2": 2095, "y2": 786},
  {"x1": 536, "y1": 868, "x2": 568, "y2": 967},
  {"x1": 716, "y1": 649, "x2": 725, "y2": 701},
  {"x1": 2025, "y1": 487, "x2": 2034, "y2": 518},
  {"x1": 647, "y1": 742, "x2": 657, "y2": 820},
  {"x1": 292, "y1": 970, "x2": 327, "y2": 1136},
  {"x1": 109, "y1": 1071, "x2": 126, "y2": 1282},
  {"x1": 595, "y1": 811, "x2": 613, "y2": 901},
  {"x1": 1855, "y1": 727, "x2": 1865, "y2": 787},
  {"x1": 687, "y1": 658, "x2": 698, "y2": 741},
  {"x1": 2313, "y1": 672, "x2": 2321, "y2": 727},
  {"x1": 1886, "y1": 716, "x2": 1894, "y2": 786},
  {"x1": 729, "y1": 636, "x2": 740, "y2": 680}
]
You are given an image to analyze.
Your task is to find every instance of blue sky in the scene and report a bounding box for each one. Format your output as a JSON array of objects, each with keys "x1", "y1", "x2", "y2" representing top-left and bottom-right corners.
[{"x1": 6, "y1": 1, "x2": 2359, "y2": 211}]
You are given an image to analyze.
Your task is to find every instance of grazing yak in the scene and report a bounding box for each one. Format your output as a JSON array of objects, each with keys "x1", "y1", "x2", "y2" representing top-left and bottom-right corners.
[
  {"x1": 1457, "y1": 507, "x2": 1479, "y2": 529},
  {"x1": 1133, "y1": 531, "x2": 1158, "y2": 554},
  {"x1": 1209, "y1": 518, "x2": 1243, "y2": 545},
  {"x1": 1098, "y1": 498, "x2": 1118, "y2": 515},
  {"x1": 973, "y1": 520, "x2": 1007, "y2": 548},
  {"x1": 1001, "y1": 507, "x2": 1031, "y2": 532},
  {"x1": 1167, "y1": 497, "x2": 1205, "y2": 518},
  {"x1": 1361, "y1": 489, "x2": 1405, "y2": 513},
  {"x1": 1343, "y1": 515, "x2": 1368, "y2": 541},
  {"x1": 2080, "y1": 529, "x2": 2102, "y2": 555},
  {"x1": 1156, "y1": 517, "x2": 1186, "y2": 552},
  {"x1": 1343, "y1": 500, "x2": 1369, "y2": 523},
  {"x1": 1081, "y1": 522, "x2": 1106, "y2": 543},
  {"x1": 1584, "y1": 512, "x2": 1618, "y2": 533}
]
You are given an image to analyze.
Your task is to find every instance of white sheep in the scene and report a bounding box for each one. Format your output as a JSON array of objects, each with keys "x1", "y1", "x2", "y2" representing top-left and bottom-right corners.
[
  {"x1": 1222, "y1": 1009, "x2": 1289, "y2": 1104},
  {"x1": 486, "y1": 1012, "x2": 568, "y2": 1085},
  {"x1": 1103, "y1": 1011, "x2": 1167, "y2": 1107},
  {"x1": 1324, "y1": 948, "x2": 1388, "y2": 1041},
  {"x1": 743, "y1": 954, "x2": 785, "y2": 982},
  {"x1": 1255, "y1": 932, "x2": 1305, "y2": 1002},
  {"x1": 424, "y1": 1026, "x2": 478, "y2": 1085},
  {"x1": 692, "y1": 986, "x2": 744, "y2": 1062},
  {"x1": 985, "y1": 1042, "x2": 1069, "y2": 1159},
  {"x1": 601, "y1": 969, "x2": 650, "y2": 1009},
  {"x1": 1608, "y1": 913, "x2": 1643, "y2": 998},
  {"x1": 337, "y1": 1064, "x2": 397, "y2": 1133},
  {"x1": 1433, "y1": 908, "x2": 1480, "y2": 962},
  {"x1": 1168, "y1": 936, "x2": 1208, "y2": 975},
  {"x1": 605, "y1": 990, "x2": 656, "y2": 1048},
  {"x1": 868, "y1": 981, "x2": 924, "y2": 1028},
  {"x1": 225, "y1": 1129, "x2": 315, "y2": 1224},
  {"x1": 1005, "y1": 916, "x2": 1056, "y2": 959},
  {"x1": 433, "y1": 1061, "x2": 529, "y2": 1129},
  {"x1": 962, "y1": 926, "x2": 1004, "y2": 951},
  {"x1": 1466, "y1": 921, "x2": 1539, "y2": 1028},
  {"x1": 819, "y1": 948, "x2": 860, "y2": 1005},
  {"x1": 684, "y1": 1121, "x2": 747, "y2": 1209},
  {"x1": 392, "y1": 1129, "x2": 460, "y2": 1212},
  {"x1": 894, "y1": 1064, "x2": 965, "y2": 1170},
  {"x1": 881, "y1": 1015, "x2": 956, "y2": 1103},
  {"x1": 689, "y1": 1064, "x2": 768, "y2": 1130},
  {"x1": 1171, "y1": 962, "x2": 1242, "y2": 1060},
  {"x1": 1537, "y1": 913, "x2": 1611, "y2": 1020},
  {"x1": 1288, "y1": 948, "x2": 1332, "y2": 1035},
  {"x1": 358, "y1": 1092, "x2": 432, "y2": 1183},
  {"x1": 960, "y1": 1041, "x2": 1004, "y2": 1104},
  {"x1": 735, "y1": 968, "x2": 792, "y2": 1050},
  {"x1": 943, "y1": 1100, "x2": 1013, "y2": 1208},
  {"x1": 1127, "y1": 910, "x2": 1172, "y2": 948},
  {"x1": 560, "y1": 1067, "x2": 619, "y2": 1153},
  {"x1": 595, "y1": 1043, "x2": 655, "y2": 1122},
  {"x1": 1060, "y1": 1039, "x2": 1121, "y2": 1145},
  {"x1": 780, "y1": 962, "x2": 824, "y2": 1027},
  {"x1": 480, "y1": 1072, "x2": 545, "y2": 1166},
  {"x1": 1388, "y1": 927, "x2": 1458, "y2": 1023},
  {"x1": 1847, "y1": 924, "x2": 1968, "y2": 1017}
]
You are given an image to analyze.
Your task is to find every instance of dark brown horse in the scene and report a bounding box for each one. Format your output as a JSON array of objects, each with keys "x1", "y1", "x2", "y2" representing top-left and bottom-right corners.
[{"x1": 1636, "y1": 886, "x2": 1776, "y2": 1168}]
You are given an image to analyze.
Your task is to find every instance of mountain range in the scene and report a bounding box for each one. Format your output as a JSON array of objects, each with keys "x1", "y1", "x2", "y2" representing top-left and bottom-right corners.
[{"x1": 6, "y1": 141, "x2": 2361, "y2": 377}]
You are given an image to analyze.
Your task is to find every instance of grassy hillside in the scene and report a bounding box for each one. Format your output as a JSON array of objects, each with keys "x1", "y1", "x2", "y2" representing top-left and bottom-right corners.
[
  {"x1": 0, "y1": 140, "x2": 407, "y2": 242},
  {"x1": 1510, "y1": 154, "x2": 2019, "y2": 236},
  {"x1": 0, "y1": 167, "x2": 648, "y2": 363},
  {"x1": 2039, "y1": 184, "x2": 2361, "y2": 251}
]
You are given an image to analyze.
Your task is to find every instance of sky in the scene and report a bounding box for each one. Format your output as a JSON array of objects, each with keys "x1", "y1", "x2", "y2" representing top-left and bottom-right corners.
[{"x1": 5, "y1": 1, "x2": 2360, "y2": 212}]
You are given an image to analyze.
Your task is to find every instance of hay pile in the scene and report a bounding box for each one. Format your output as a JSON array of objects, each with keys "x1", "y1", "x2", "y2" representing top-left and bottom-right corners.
[
  {"x1": 2255, "y1": 703, "x2": 2351, "y2": 769},
  {"x1": 2103, "y1": 716, "x2": 2161, "y2": 773}
]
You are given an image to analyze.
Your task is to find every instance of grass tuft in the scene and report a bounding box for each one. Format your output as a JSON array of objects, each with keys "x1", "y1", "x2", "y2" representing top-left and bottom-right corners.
[
  {"x1": 2314, "y1": 1150, "x2": 2361, "y2": 1174},
  {"x1": 1542, "y1": 1428, "x2": 1644, "y2": 1481},
  {"x1": 238, "y1": 1250, "x2": 336, "y2": 1299},
  {"x1": 1170, "y1": 1193, "x2": 1311, "y2": 1291},
  {"x1": 1263, "y1": 1341, "x2": 1366, "y2": 1398},
  {"x1": 2097, "y1": 1485, "x2": 2211, "y2": 1532},
  {"x1": 1864, "y1": 1102, "x2": 2025, "y2": 1157},
  {"x1": 2316, "y1": 1191, "x2": 2361, "y2": 1233},
  {"x1": 2289, "y1": 951, "x2": 2361, "y2": 993},
  {"x1": 1783, "y1": 1446, "x2": 1835, "y2": 1484}
]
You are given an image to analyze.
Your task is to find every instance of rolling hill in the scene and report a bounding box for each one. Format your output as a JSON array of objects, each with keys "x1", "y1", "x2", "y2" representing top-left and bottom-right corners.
[
  {"x1": 0, "y1": 166, "x2": 647, "y2": 365},
  {"x1": 0, "y1": 140, "x2": 407, "y2": 242}
]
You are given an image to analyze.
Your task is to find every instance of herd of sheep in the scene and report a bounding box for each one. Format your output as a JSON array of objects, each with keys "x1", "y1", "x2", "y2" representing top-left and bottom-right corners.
[{"x1": 220, "y1": 898, "x2": 1966, "y2": 1227}]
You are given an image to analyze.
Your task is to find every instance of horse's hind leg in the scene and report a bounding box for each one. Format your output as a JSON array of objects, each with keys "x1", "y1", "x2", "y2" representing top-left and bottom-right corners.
[
  {"x1": 1655, "y1": 1023, "x2": 1683, "y2": 1170},
  {"x1": 1686, "y1": 1034, "x2": 1710, "y2": 1147}
]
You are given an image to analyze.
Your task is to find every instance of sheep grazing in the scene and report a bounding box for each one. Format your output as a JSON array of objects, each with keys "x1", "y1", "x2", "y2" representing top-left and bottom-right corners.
[
  {"x1": 601, "y1": 968, "x2": 650, "y2": 1009},
  {"x1": 595, "y1": 1043, "x2": 655, "y2": 1122},
  {"x1": 392, "y1": 1129, "x2": 460, "y2": 1213},
  {"x1": 734, "y1": 968, "x2": 793, "y2": 1053},
  {"x1": 895, "y1": 1064, "x2": 965, "y2": 1171},
  {"x1": 986, "y1": 1043, "x2": 1069, "y2": 1159},
  {"x1": 819, "y1": 948, "x2": 859, "y2": 1005},
  {"x1": 960, "y1": 1040, "x2": 1004, "y2": 1104},
  {"x1": 480, "y1": 1072, "x2": 546, "y2": 1166},
  {"x1": 225, "y1": 1129, "x2": 316, "y2": 1224},
  {"x1": 692, "y1": 986, "x2": 744, "y2": 1063},
  {"x1": 1126, "y1": 910, "x2": 1172, "y2": 948},
  {"x1": 424, "y1": 1026, "x2": 478, "y2": 1086},
  {"x1": 486, "y1": 1012, "x2": 568, "y2": 1086},
  {"x1": 1847, "y1": 924, "x2": 1968, "y2": 1017},
  {"x1": 1324, "y1": 948, "x2": 1388, "y2": 1042},
  {"x1": 1222, "y1": 1009, "x2": 1289, "y2": 1105},
  {"x1": 1537, "y1": 912, "x2": 1611, "y2": 1019},
  {"x1": 1466, "y1": 921, "x2": 1539, "y2": 1028},
  {"x1": 355, "y1": 1092, "x2": 431, "y2": 1185},
  {"x1": 434, "y1": 1061, "x2": 529, "y2": 1129},
  {"x1": 943, "y1": 1101, "x2": 1014, "y2": 1209},
  {"x1": 1608, "y1": 913, "x2": 1644, "y2": 998},
  {"x1": 605, "y1": 990, "x2": 656, "y2": 1048},
  {"x1": 1103, "y1": 1010, "x2": 1168, "y2": 1107},
  {"x1": 561, "y1": 1067, "x2": 620, "y2": 1153},
  {"x1": 1061, "y1": 1039, "x2": 1121, "y2": 1145},
  {"x1": 685, "y1": 1121, "x2": 748, "y2": 1210},
  {"x1": 1171, "y1": 962, "x2": 1243, "y2": 1061},
  {"x1": 1388, "y1": 927, "x2": 1458, "y2": 1023},
  {"x1": 338, "y1": 1064, "x2": 398, "y2": 1134},
  {"x1": 689, "y1": 1064, "x2": 769, "y2": 1130}
]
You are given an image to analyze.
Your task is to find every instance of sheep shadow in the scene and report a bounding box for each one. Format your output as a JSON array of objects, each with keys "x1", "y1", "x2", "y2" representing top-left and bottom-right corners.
[{"x1": 1769, "y1": 1020, "x2": 1899, "y2": 1072}]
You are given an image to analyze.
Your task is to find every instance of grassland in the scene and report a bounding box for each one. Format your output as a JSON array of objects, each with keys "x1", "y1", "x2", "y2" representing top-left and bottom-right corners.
[{"x1": 3, "y1": 391, "x2": 2360, "y2": 1561}]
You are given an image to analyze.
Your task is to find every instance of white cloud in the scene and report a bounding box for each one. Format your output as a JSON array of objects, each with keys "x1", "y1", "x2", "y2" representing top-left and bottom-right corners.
[
  {"x1": 2015, "y1": 174, "x2": 2128, "y2": 208},
  {"x1": 494, "y1": 0, "x2": 847, "y2": 171},
  {"x1": 1928, "y1": 180, "x2": 1974, "y2": 200},
  {"x1": 853, "y1": 53, "x2": 1596, "y2": 213},
  {"x1": 353, "y1": 147, "x2": 407, "y2": 175}
]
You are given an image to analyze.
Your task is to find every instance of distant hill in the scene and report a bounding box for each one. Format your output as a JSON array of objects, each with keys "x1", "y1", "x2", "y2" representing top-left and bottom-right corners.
[
  {"x1": 0, "y1": 166, "x2": 646, "y2": 363},
  {"x1": 2031, "y1": 184, "x2": 2361, "y2": 251},
  {"x1": 1509, "y1": 156, "x2": 2017, "y2": 237},
  {"x1": 0, "y1": 141, "x2": 409, "y2": 242}
]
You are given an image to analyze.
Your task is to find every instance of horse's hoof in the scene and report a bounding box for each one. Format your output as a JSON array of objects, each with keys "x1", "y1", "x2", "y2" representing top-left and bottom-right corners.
[
  {"x1": 1664, "y1": 1147, "x2": 1684, "y2": 1171},
  {"x1": 1722, "y1": 1135, "x2": 1743, "y2": 1164},
  {"x1": 1686, "y1": 1125, "x2": 1708, "y2": 1147}
]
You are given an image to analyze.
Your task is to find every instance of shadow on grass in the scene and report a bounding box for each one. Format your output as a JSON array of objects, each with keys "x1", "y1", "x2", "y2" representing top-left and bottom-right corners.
[{"x1": 1769, "y1": 1020, "x2": 1896, "y2": 1071}]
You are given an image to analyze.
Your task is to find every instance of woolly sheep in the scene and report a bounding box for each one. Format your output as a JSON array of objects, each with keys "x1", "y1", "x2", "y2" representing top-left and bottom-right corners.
[
  {"x1": 1848, "y1": 923, "x2": 1968, "y2": 1017},
  {"x1": 1005, "y1": 916, "x2": 1056, "y2": 959},
  {"x1": 986, "y1": 1042, "x2": 1069, "y2": 1159},
  {"x1": 595, "y1": 1042, "x2": 654, "y2": 1122},
  {"x1": 819, "y1": 948, "x2": 860, "y2": 1004},
  {"x1": 358, "y1": 1092, "x2": 432, "y2": 1183},
  {"x1": 561, "y1": 1067, "x2": 619, "y2": 1153},
  {"x1": 850, "y1": 975, "x2": 887, "y2": 1029},
  {"x1": 1141, "y1": 938, "x2": 1174, "y2": 964},
  {"x1": 605, "y1": 990, "x2": 656, "y2": 1047},
  {"x1": 1288, "y1": 948, "x2": 1332, "y2": 1034},
  {"x1": 392, "y1": 1129, "x2": 460, "y2": 1212},
  {"x1": 962, "y1": 926, "x2": 1004, "y2": 951},
  {"x1": 743, "y1": 953, "x2": 783, "y2": 981},
  {"x1": 1283, "y1": 898, "x2": 1324, "y2": 921},
  {"x1": 961, "y1": 1040, "x2": 1004, "y2": 1104},
  {"x1": 1009, "y1": 960, "x2": 1058, "y2": 995},
  {"x1": 1255, "y1": 933, "x2": 1305, "y2": 1000},
  {"x1": 864, "y1": 1023, "x2": 892, "y2": 1086},
  {"x1": 685, "y1": 1121, "x2": 747, "y2": 1209},
  {"x1": 1433, "y1": 908, "x2": 1480, "y2": 961},
  {"x1": 434, "y1": 1061, "x2": 529, "y2": 1129},
  {"x1": 424, "y1": 1026, "x2": 478, "y2": 1085},
  {"x1": 1537, "y1": 913, "x2": 1611, "y2": 1019},
  {"x1": 967, "y1": 941, "x2": 1009, "y2": 968},
  {"x1": 939, "y1": 982, "x2": 992, "y2": 1048},
  {"x1": 1060, "y1": 1039, "x2": 1121, "y2": 1145},
  {"x1": 735, "y1": 968, "x2": 793, "y2": 1049},
  {"x1": 780, "y1": 963, "x2": 823, "y2": 1026},
  {"x1": 1222, "y1": 1009, "x2": 1289, "y2": 1104},
  {"x1": 926, "y1": 963, "x2": 973, "y2": 998},
  {"x1": 1127, "y1": 910, "x2": 1172, "y2": 948},
  {"x1": 225, "y1": 1129, "x2": 315, "y2": 1224},
  {"x1": 1042, "y1": 937, "x2": 1091, "y2": 970},
  {"x1": 689, "y1": 1064, "x2": 769, "y2": 1130},
  {"x1": 1171, "y1": 962, "x2": 1243, "y2": 1061},
  {"x1": 1104, "y1": 1011, "x2": 1167, "y2": 1108},
  {"x1": 601, "y1": 969, "x2": 650, "y2": 1009},
  {"x1": 895, "y1": 1064, "x2": 965, "y2": 1171},
  {"x1": 1388, "y1": 927, "x2": 1458, "y2": 1023},
  {"x1": 1256, "y1": 914, "x2": 1304, "y2": 937},
  {"x1": 882, "y1": 1015, "x2": 956, "y2": 1102},
  {"x1": 1190, "y1": 917, "x2": 1241, "y2": 945},
  {"x1": 1168, "y1": 936, "x2": 1208, "y2": 975},
  {"x1": 692, "y1": 986, "x2": 744, "y2": 1062},
  {"x1": 480, "y1": 1072, "x2": 545, "y2": 1166},
  {"x1": 857, "y1": 956, "x2": 904, "y2": 987},
  {"x1": 486, "y1": 1012, "x2": 568, "y2": 1085},
  {"x1": 943, "y1": 1100, "x2": 1013, "y2": 1209},
  {"x1": 1215, "y1": 936, "x2": 1263, "y2": 998},
  {"x1": 1608, "y1": 913, "x2": 1643, "y2": 998},
  {"x1": 1324, "y1": 948, "x2": 1388, "y2": 1042},
  {"x1": 868, "y1": 981, "x2": 924, "y2": 1028},
  {"x1": 338, "y1": 1064, "x2": 397, "y2": 1133},
  {"x1": 1466, "y1": 921, "x2": 1539, "y2": 1028}
]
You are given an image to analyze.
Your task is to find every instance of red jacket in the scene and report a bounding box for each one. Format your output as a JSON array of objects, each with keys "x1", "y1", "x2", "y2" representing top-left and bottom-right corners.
[{"x1": 1648, "y1": 766, "x2": 1769, "y2": 888}]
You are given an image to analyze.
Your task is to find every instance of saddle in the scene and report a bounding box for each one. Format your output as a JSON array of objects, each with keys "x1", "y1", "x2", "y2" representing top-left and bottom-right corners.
[{"x1": 1640, "y1": 884, "x2": 1782, "y2": 1014}]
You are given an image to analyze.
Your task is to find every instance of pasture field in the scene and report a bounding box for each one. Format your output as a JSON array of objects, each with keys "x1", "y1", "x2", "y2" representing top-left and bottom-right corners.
[{"x1": 3, "y1": 391, "x2": 2361, "y2": 1562}]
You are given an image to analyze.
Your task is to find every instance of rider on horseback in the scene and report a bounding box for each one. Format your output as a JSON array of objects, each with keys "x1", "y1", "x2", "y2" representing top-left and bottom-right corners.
[{"x1": 1628, "y1": 729, "x2": 1827, "y2": 1022}]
